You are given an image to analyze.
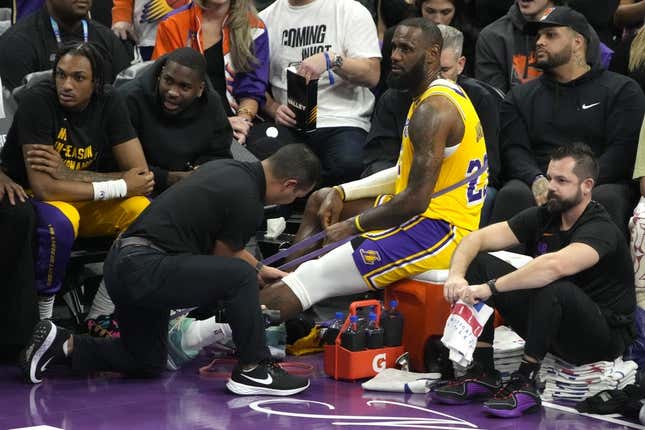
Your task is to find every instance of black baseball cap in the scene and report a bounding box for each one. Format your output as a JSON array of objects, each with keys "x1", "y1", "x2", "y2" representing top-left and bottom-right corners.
[{"x1": 524, "y1": 6, "x2": 591, "y2": 41}]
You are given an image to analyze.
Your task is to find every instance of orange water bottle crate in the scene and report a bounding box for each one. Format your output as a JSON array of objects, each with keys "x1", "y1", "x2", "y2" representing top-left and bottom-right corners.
[{"x1": 323, "y1": 299, "x2": 405, "y2": 380}]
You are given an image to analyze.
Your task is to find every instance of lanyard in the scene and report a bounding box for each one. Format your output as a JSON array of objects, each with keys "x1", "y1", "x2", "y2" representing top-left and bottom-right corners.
[{"x1": 50, "y1": 16, "x2": 88, "y2": 46}]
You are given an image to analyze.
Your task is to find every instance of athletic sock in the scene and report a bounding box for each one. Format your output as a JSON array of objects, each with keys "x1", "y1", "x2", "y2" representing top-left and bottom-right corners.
[
  {"x1": 181, "y1": 317, "x2": 232, "y2": 351},
  {"x1": 518, "y1": 358, "x2": 541, "y2": 381},
  {"x1": 473, "y1": 346, "x2": 495, "y2": 373},
  {"x1": 38, "y1": 295, "x2": 55, "y2": 320},
  {"x1": 86, "y1": 280, "x2": 115, "y2": 321}
]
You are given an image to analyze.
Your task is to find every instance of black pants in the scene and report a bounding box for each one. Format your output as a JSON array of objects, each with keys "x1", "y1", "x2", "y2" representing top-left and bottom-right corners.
[
  {"x1": 490, "y1": 179, "x2": 637, "y2": 239},
  {"x1": 71, "y1": 239, "x2": 270, "y2": 376},
  {"x1": 0, "y1": 197, "x2": 38, "y2": 361},
  {"x1": 246, "y1": 123, "x2": 366, "y2": 186},
  {"x1": 467, "y1": 253, "x2": 625, "y2": 365}
]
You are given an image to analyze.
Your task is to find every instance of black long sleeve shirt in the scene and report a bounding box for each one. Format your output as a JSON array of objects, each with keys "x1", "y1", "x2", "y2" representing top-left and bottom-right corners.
[{"x1": 500, "y1": 66, "x2": 645, "y2": 186}]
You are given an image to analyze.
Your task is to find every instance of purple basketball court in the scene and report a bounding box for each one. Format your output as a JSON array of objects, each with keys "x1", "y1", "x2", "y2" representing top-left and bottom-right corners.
[{"x1": 1, "y1": 352, "x2": 642, "y2": 430}]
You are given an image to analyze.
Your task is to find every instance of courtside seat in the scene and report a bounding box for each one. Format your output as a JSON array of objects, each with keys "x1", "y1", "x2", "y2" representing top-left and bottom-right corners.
[
  {"x1": 60, "y1": 237, "x2": 115, "y2": 324},
  {"x1": 385, "y1": 251, "x2": 532, "y2": 371}
]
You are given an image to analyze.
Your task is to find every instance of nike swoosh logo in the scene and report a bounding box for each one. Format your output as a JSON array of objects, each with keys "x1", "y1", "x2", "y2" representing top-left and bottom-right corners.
[
  {"x1": 581, "y1": 102, "x2": 600, "y2": 110},
  {"x1": 40, "y1": 356, "x2": 54, "y2": 372},
  {"x1": 241, "y1": 372, "x2": 273, "y2": 385}
]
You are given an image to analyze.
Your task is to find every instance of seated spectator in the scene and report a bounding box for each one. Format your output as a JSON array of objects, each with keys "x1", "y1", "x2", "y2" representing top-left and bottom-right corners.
[
  {"x1": 0, "y1": 42, "x2": 154, "y2": 320},
  {"x1": 0, "y1": 169, "x2": 38, "y2": 363},
  {"x1": 476, "y1": 0, "x2": 602, "y2": 93},
  {"x1": 152, "y1": 0, "x2": 268, "y2": 146},
  {"x1": 111, "y1": 0, "x2": 191, "y2": 60},
  {"x1": 365, "y1": 24, "x2": 502, "y2": 224},
  {"x1": 492, "y1": 7, "x2": 645, "y2": 238},
  {"x1": 361, "y1": 89, "x2": 412, "y2": 178},
  {"x1": 431, "y1": 143, "x2": 636, "y2": 418},
  {"x1": 416, "y1": 0, "x2": 478, "y2": 75},
  {"x1": 118, "y1": 48, "x2": 233, "y2": 195},
  {"x1": 379, "y1": 0, "x2": 477, "y2": 93},
  {"x1": 254, "y1": 0, "x2": 381, "y2": 186},
  {"x1": 0, "y1": 0, "x2": 131, "y2": 90},
  {"x1": 630, "y1": 116, "x2": 645, "y2": 308}
]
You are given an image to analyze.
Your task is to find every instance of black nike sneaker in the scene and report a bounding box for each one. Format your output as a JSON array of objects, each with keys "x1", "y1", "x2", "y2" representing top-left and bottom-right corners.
[
  {"x1": 226, "y1": 360, "x2": 310, "y2": 396},
  {"x1": 21, "y1": 320, "x2": 71, "y2": 384}
]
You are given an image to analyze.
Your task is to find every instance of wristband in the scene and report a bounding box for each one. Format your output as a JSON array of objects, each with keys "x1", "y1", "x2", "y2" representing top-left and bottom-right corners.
[
  {"x1": 332, "y1": 185, "x2": 345, "y2": 201},
  {"x1": 323, "y1": 51, "x2": 335, "y2": 85},
  {"x1": 354, "y1": 215, "x2": 366, "y2": 233},
  {"x1": 92, "y1": 179, "x2": 127, "y2": 200},
  {"x1": 255, "y1": 261, "x2": 264, "y2": 273},
  {"x1": 486, "y1": 279, "x2": 499, "y2": 295}
]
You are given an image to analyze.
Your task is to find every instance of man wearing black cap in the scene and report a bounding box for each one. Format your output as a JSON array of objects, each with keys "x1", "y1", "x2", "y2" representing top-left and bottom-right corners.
[{"x1": 491, "y1": 6, "x2": 645, "y2": 239}]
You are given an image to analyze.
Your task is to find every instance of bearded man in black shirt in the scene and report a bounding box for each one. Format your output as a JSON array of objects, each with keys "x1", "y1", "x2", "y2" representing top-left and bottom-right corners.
[
  {"x1": 21, "y1": 143, "x2": 320, "y2": 397},
  {"x1": 430, "y1": 142, "x2": 636, "y2": 418}
]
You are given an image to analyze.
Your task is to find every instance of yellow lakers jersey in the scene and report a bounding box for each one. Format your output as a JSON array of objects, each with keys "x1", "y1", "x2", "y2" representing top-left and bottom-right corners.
[{"x1": 394, "y1": 79, "x2": 488, "y2": 231}]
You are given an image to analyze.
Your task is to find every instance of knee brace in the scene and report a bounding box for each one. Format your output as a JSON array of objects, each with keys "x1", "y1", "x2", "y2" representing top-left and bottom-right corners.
[{"x1": 281, "y1": 242, "x2": 366, "y2": 310}]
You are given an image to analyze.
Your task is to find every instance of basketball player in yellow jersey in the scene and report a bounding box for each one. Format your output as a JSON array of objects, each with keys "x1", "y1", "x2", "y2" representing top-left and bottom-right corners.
[{"x1": 260, "y1": 18, "x2": 488, "y2": 321}]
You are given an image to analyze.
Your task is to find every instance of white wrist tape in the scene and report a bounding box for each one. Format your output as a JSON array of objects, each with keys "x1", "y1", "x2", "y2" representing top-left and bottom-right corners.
[
  {"x1": 92, "y1": 179, "x2": 128, "y2": 200},
  {"x1": 340, "y1": 166, "x2": 397, "y2": 201}
]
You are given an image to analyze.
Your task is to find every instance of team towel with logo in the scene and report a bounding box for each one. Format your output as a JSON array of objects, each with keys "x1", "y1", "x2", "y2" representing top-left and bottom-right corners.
[
  {"x1": 361, "y1": 368, "x2": 441, "y2": 393},
  {"x1": 441, "y1": 300, "x2": 494, "y2": 367}
]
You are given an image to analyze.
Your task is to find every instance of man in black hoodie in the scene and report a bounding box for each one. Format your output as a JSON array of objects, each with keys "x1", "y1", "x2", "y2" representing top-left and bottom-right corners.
[
  {"x1": 118, "y1": 48, "x2": 233, "y2": 195},
  {"x1": 475, "y1": 0, "x2": 602, "y2": 93},
  {"x1": 492, "y1": 7, "x2": 645, "y2": 237}
]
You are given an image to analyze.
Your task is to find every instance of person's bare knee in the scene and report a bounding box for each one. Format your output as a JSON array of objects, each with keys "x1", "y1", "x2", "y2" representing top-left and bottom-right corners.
[{"x1": 259, "y1": 280, "x2": 304, "y2": 322}]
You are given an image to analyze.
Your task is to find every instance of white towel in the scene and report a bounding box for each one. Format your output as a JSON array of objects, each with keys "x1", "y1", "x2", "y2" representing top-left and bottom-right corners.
[
  {"x1": 441, "y1": 301, "x2": 494, "y2": 367},
  {"x1": 361, "y1": 368, "x2": 441, "y2": 394}
]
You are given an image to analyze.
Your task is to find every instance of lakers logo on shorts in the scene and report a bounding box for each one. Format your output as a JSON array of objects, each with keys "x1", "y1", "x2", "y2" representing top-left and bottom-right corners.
[{"x1": 360, "y1": 249, "x2": 382, "y2": 265}]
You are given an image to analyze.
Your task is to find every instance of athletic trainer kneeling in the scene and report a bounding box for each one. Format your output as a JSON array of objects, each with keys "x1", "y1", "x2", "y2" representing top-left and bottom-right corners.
[{"x1": 22, "y1": 144, "x2": 320, "y2": 396}]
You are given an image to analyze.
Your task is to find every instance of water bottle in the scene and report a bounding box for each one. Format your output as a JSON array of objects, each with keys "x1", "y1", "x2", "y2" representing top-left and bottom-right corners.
[
  {"x1": 323, "y1": 312, "x2": 345, "y2": 345},
  {"x1": 341, "y1": 315, "x2": 366, "y2": 351},
  {"x1": 381, "y1": 300, "x2": 403, "y2": 346},
  {"x1": 366, "y1": 311, "x2": 384, "y2": 349}
]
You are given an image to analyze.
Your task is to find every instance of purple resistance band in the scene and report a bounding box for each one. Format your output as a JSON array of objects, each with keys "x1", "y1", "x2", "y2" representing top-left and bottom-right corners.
[{"x1": 262, "y1": 160, "x2": 488, "y2": 271}]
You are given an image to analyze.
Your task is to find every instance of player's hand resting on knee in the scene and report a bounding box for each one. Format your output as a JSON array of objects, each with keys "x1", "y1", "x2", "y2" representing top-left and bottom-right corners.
[
  {"x1": 124, "y1": 168, "x2": 155, "y2": 196},
  {"x1": 318, "y1": 187, "x2": 344, "y2": 228},
  {"x1": 325, "y1": 218, "x2": 356, "y2": 243}
]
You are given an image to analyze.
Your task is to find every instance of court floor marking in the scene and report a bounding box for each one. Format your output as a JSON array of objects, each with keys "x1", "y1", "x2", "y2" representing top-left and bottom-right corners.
[{"x1": 543, "y1": 401, "x2": 643, "y2": 429}]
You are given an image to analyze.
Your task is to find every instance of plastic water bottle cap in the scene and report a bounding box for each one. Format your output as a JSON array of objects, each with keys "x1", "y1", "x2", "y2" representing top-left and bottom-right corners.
[
  {"x1": 390, "y1": 299, "x2": 398, "y2": 309},
  {"x1": 349, "y1": 315, "x2": 359, "y2": 323},
  {"x1": 368, "y1": 312, "x2": 377, "y2": 321},
  {"x1": 335, "y1": 312, "x2": 344, "y2": 319}
]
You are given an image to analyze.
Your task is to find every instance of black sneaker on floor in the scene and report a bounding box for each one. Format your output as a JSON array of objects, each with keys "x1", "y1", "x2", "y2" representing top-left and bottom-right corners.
[
  {"x1": 226, "y1": 360, "x2": 310, "y2": 396},
  {"x1": 429, "y1": 364, "x2": 502, "y2": 405},
  {"x1": 482, "y1": 372, "x2": 541, "y2": 418},
  {"x1": 21, "y1": 320, "x2": 70, "y2": 384}
]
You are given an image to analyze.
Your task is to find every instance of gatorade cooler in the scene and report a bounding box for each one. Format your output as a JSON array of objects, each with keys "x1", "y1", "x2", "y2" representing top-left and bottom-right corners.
[
  {"x1": 324, "y1": 299, "x2": 405, "y2": 380},
  {"x1": 385, "y1": 270, "x2": 452, "y2": 372}
]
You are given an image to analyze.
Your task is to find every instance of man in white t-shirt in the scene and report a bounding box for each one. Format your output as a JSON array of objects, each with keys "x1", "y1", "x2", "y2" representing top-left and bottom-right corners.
[{"x1": 254, "y1": 0, "x2": 381, "y2": 185}]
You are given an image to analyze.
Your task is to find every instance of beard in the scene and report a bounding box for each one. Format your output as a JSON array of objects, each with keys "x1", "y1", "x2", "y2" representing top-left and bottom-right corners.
[
  {"x1": 545, "y1": 188, "x2": 582, "y2": 214},
  {"x1": 386, "y1": 59, "x2": 426, "y2": 90},
  {"x1": 534, "y1": 46, "x2": 573, "y2": 70}
]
